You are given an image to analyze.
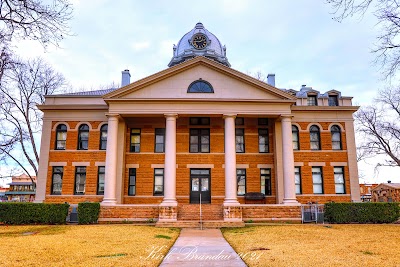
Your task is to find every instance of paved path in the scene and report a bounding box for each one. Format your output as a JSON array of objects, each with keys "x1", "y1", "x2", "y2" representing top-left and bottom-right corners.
[{"x1": 159, "y1": 228, "x2": 247, "y2": 267}]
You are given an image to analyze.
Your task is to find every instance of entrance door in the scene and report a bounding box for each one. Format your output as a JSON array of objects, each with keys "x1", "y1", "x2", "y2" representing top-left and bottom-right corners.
[{"x1": 190, "y1": 169, "x2": 211, "y2": 204}]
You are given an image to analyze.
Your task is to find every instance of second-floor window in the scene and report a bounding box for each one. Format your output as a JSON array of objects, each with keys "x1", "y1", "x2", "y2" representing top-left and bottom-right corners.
[
  {"x1": 55, "y1": 124, "x2": 67, "y2": 150},
  {"x1": 259, "y1": 128, "x2": 269, "y2": 153},
  {"x1": 292, "y1": 125, "x2": 299, "y2": 150},
  {"x1": 235, "y1": 128, "x2": 245, "y2": 153},
  {"x1": 310, "y1": 125, "x2": 321, "y2": 150},
  {"x1": 331, "y1": 125, "x2": 342, "y2": 150},
  {"x1": 78, "y1": 124, "x2": 89, "y2": 150},
  {"x1": 190, "y1": 129, "x2": 210, "y2": 153},
  {"x1": 155, "y1": 128, "x2": 165, "y2": 153},
  {"x1": 100, "y1": 124, "x2": 108, "y2": 150},
  {"x1": 130, "y1": 129, "x2": 141, "y2": 152}
]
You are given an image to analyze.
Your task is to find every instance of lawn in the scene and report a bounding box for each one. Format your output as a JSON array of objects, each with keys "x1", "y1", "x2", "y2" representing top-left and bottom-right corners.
[
  {"x1": 222, "y1": 224, "x2": 400, "y2": 267},
  {"x1": 0, "y1": 225, "x2": 180, "y2": 267}
]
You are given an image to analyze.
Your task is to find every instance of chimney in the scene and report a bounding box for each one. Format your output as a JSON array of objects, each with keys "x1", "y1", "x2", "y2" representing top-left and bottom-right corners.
[
  {"x1": 267, "y1": 74, "x2": 275, "y2": 87},
  {"x1": 388, "y1": 180, "x2": 391, "y2": 183},
  {"x1": 121, "y1": 69, "x2": 131, "y2": 87}
]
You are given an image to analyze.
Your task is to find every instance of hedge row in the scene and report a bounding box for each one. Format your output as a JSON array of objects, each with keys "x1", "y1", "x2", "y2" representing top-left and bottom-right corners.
[
  {"x1": 78, "y1": 202, "x2": 100, "y2": 224},
  {"x1": 0, "y1": 203, "x2": 69, "y2": 224},
  {"x1": 324, "y1": 202, "x2": 400, "y2": 224}
]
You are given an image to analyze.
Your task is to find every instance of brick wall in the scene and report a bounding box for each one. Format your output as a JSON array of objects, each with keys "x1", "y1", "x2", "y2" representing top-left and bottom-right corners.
[
  {"x1": 45, "y1": 118, "x2": 353, "y2": 205},
  {"x1": 242, "y1": 205, "x2": 302, "y2": 222}
]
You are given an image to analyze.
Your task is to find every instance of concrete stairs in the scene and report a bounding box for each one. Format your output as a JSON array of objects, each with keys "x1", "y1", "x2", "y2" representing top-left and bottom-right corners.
[
  {"x1": 178, "y1": 204, "x2": 224, "y2": 221},
  {"x1": 156, "y1": 204, "x2": 245, "y2": 228}
]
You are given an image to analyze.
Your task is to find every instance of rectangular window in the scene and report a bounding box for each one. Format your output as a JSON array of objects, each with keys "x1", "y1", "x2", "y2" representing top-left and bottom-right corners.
[
  {"x1": 307, "y1": 95, "x2": 318, "y2": 106},
  {"x1": 312, "y1": 167, "x2": 323, "y2": 194},
  {"x1": 260, "y1": 168, "x2": 271, "y2": 195},
  {"x1": 74, "y1": 167, "x2": 86, "y2": 195},
  {"x1": 51, "y1": 166, "x2": 63, "y2": 195},
  {"x1": 258, "y1": 128, "x2": 269, "y2": 153},
  {"x1": 328, "y1": 95, "x2": 339, "y2": 106},
  {"x1": 154, "y1": 168, "x2": 164, "y2": 196},
  {"x1": 334, "y1": 167, "x2": 345, "y2": 194},
  {"x1": 235, "y1": 117, "x2": 244, "y2": 125},
  {"x1": 237, "y1": 169, "x2": 246, "y2": 196},
  {"x1": 190, "y1": 117, "x2": 210, "y2": 125},
  {"x1": 294, "y1": 167, "x2": 302, "y2": 194},
  {"x1": 235, "y1": 128, "x2": 245, "y2": 153},
  {"x1": 190, "y1": 128, "x2": 210, "y2": 153},
  {"x1": 97, "y1": 166, "x2": 105, "y2": 195},
  {"x1": 128, "y1": 168, "x2": 136, "y2": 196},
  {"x1": 155, "y1": 128, "x2": 165, "y2": 153},
  {"x1": 130, "y1": 129, "x2": 141, "y2": 152}
]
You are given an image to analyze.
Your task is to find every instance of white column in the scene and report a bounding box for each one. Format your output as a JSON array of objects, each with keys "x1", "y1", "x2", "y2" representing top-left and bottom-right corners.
[
  {"x1": 223, "y1": 114, "x2": 240, "y2": 206},
  {"x1": 160, "y1": 114, "x2": 178, "y2": 206},
  {"x1": 281, "y1": 115, "x2": 299, "y2": 204},
  {"x1": 101, "y1": 114, "x2": 119, "y2": 205},
  {"x1": 34, "y1": 119, "x2": 52, "y2": 203}
]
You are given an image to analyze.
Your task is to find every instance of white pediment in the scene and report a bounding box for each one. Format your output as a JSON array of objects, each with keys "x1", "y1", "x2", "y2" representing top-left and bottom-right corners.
[{"x1": 112, "y1": 64, "x2": 290, "y2": 101}]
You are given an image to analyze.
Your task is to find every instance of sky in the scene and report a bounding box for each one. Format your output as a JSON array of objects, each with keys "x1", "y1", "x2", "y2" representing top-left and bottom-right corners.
[{"x1": 1, "y1": 0, "x2": 398, "y2": 186}]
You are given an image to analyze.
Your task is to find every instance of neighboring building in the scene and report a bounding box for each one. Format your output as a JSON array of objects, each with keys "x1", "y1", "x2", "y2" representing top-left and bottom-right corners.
[
  {"x1": 6, "y1": 174, "x2": 37, "y2": 202},
  {"x1": 35, "y1": 23, "x2": 360, "y2": 223},
  {"x1": 371, "y1": 182, "x2": 400, "y2": 202},
  {"x1": 359, "y1": 183, "x2": 378, "y2": 202},
  {"x1": 0, "y1": 187, "x2": 8, "y2": 202}
]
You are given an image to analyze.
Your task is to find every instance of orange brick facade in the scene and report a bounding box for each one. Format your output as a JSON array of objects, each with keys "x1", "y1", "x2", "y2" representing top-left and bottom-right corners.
[{"x1": 44, "y1": 117, "x2": 351, "y2": 205}]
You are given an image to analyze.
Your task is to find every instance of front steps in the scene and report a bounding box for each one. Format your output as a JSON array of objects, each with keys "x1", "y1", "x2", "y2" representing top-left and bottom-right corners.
[
  {"x1": 178, "y1": 204, "x2": 224, "y2": 221},
  {"x1": 156, "y1": 220, "x2": 245, "y2": 228}
]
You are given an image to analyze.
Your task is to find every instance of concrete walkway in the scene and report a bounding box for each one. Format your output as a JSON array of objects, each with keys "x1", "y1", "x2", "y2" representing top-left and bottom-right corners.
[{"x1": 159, "y1": 228, "x2": 247, "y2": 267}]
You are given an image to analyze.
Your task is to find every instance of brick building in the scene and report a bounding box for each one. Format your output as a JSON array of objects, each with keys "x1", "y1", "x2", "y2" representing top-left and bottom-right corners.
[
  {"x1": 35, "y1": 23, "x2": 360, "y2": 224},
  {"x1": 6, "y1": 174, "x2": 36, "y2": 202},
  {"x1": 371, "y1": 183, "x2": 400, "y2": 202},
  {"x1": 359, "y1": 183, "x2": 378, "y2": 202}
]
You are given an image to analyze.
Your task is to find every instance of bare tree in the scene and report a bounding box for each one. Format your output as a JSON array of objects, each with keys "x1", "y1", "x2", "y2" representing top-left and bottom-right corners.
[
  {"x1": 0, "y1": 0, "x2": 73, "y2": 47},
  {"x1": 247, "y1": 70, "x2": 266, "y2": 82},
  {"x1": 327, "y1": 0, "x2": 400, "y2": 78},
  {"x1": 0, "y1": 57, "x2": 66, "y2": 184},
  {"x1": 355, "y1": 85, "x2": 400, "y2": 167}
]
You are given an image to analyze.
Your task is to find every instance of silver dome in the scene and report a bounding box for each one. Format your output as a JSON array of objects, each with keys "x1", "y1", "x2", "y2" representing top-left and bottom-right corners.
[{"x1": 168, "y1": 22, "x2": 231, "y2": 67}]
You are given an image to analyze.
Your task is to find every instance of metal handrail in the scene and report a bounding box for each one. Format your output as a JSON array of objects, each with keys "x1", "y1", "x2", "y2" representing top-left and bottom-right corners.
[{"x1": 199, "y1": 193, "x2": 203, "y2": 230}]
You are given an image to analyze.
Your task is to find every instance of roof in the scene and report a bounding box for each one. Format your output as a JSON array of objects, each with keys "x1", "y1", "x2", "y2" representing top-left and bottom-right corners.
[
  {"x1": 52, "y1": 88, "x2": 117, "y2": 97},
  {"x1": 8, "y1": 182, "x2": 34, "y2": 186},
  {"x1": 372, "y1": 183, "x2": 400, "y2": 190}
]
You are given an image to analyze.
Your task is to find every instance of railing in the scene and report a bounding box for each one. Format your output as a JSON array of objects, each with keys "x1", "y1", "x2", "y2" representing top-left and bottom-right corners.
[
  {"x1": 301, "y1": 204, "x2": 324, "y2": 223},
  {"x1": 199, "y1": 193, "x2": 203, "y2": 230}
]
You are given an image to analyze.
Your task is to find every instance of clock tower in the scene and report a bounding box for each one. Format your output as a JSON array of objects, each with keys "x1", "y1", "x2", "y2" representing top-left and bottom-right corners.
[{"x1": 168, "y1": 22, "x2": 231, "y2": 67}]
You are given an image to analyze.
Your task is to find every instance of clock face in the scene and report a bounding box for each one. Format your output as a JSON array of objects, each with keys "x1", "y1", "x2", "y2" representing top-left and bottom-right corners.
[{"x1": 192, "y1": 34, "x2": 207, "y2": 49}]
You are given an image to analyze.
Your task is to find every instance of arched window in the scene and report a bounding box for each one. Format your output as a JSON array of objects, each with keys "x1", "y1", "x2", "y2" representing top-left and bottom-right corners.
[
  {"x1": 77, "y1": 124, "x2": 89, "y2": 150},
  {"x1": 55, "y1": 124, "x2": 67, "y2": 150},
  {"x1": 309, "y1": 125, "x2": 321, "y2": 150},
  {"x1": 99, "y1": 124, "x2": 108, "y2": 150},
  {"x1": 187, "y1": 80, "x2": 214, "y2": 93},
  {"x1": 292, "y1": 125, "x2": 299, "y2": 150},
  {"x1": 331, "y1": 125, "x2": 342, "y2": 150}
]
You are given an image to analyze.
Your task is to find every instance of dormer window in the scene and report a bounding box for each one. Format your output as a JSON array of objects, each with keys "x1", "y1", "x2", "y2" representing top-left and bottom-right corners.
[
  {"x1": 187, "y1": 80, "x2": 214, "y2": 93},
  {"x1": 328, "y1": 95, "x2": 339, "y2": 106},
  {"x1": 307, "y1": 95, "x2": 318, "y2": 106}
]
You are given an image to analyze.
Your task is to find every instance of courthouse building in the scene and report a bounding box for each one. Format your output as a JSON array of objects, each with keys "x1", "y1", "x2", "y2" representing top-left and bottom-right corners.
[{"x1": 35, "y1": 23, "x2": 360, "y2": 224}]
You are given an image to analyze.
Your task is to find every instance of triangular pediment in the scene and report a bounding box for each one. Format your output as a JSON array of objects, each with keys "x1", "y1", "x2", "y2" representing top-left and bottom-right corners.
[{"x1": 104, "y1": 57, "x2": 295, "y2": 102}]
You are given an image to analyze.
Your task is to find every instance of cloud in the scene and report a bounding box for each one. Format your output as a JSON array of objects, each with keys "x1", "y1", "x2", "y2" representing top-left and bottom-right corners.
[{"x1": 131, "y1": 41, "x2": 151, "y2": 51}]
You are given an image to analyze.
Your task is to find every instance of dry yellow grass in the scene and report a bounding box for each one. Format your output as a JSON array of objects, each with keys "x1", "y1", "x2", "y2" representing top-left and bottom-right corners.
[
  {"x1": 0, "y1": 225, "x2": 180, "y2": 267},
  {"x1": 222, "y1": 225, "x2": 400, "y2": 267}
]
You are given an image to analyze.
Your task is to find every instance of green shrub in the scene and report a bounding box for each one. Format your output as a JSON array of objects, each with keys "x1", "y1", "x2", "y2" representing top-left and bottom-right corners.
[
  {"x1": 0, "y1": 203, "x2": 69, "y2": 224},
  {"x1": 324, "y1": 202, "x2": 400, "y2": 224},
  {"x1": 78, "y1": 202, "x2": 100, "y2": 224}
]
